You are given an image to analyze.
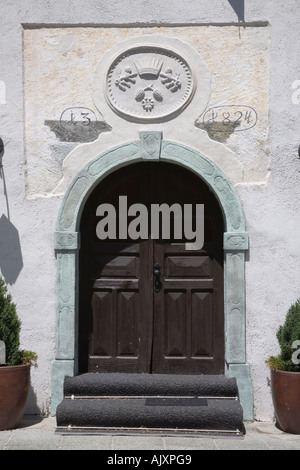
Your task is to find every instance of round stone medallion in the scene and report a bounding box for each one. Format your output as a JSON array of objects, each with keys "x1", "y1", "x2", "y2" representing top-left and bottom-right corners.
[{"x1": 106, "y1": 46, "x2": 195, "y2": 122}]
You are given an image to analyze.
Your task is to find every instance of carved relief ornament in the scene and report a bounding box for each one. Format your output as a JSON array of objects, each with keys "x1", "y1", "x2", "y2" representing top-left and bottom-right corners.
[{"x1": 106, "y1": 46, "x2": 195, "y2": 122}]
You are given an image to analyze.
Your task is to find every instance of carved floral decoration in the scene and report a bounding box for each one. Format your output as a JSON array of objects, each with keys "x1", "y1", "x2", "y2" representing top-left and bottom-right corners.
[
  {"x1": 106, "y1": 47, "x2": 194, "y2": 121},
  {"x1": 115, "y1": 61, "x2": 183, "y2": 112}
]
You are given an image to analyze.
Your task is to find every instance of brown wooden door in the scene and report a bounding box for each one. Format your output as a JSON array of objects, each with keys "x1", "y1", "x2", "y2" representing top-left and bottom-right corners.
[{"x1": 79, "y1": 162, "x2": 224, "y2": 375}]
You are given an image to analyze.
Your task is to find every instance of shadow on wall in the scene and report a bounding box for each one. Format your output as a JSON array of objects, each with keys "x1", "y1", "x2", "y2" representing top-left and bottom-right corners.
[
  {"x1": 0, "y1": 214, "x2": 23, "y2": 285},
  {"x1": 26, "y1": 383, "x2": 40, "y2": 415},
  {"x1": 0, "y1": 157, "x2": 23, "y2": 284},
  {"x1": 228, "y1": 0, "x2": 245, "y2": 22}
]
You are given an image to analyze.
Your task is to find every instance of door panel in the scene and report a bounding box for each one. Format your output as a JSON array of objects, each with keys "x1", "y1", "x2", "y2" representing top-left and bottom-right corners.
[
  {"x1": 165, "y1": 255, "x2": 211, "y2": 278},
  {"x1": 151, "y1": 163, "x2": 224, "y2": 374},
  {"x1": 91, "y1": 255, "x2": 139, "y2": 278},
  {"x1": 79, "y1": 162, "x2": 224, "y2": 375},
  {"x1": 79, "y1": 165, "x2": 153, "y2": 373},
  {"x1": 116, "y1": 291, "x2": 138, "y2": 356},
  {"x1": 164, "y1": 291, "x2": 186, "y2": 357},
  {"x1": 90, "y1": 291, "x2": 111, "y2": 356},
  {"x1": 152, "y1": 239, "x2": 224, "y2": 374},
  {"x1": 191, "y1": 291, "x2": 213, "y2": 357}
]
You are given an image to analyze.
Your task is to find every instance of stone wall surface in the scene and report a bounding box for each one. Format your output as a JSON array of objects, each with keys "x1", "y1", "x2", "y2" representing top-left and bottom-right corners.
[
  {"x1": 0, "y1": 0, "x2": 299, "y2": 421},
  {"x1": 23, "y1": 25, "x2": 270, "y2": 197}
]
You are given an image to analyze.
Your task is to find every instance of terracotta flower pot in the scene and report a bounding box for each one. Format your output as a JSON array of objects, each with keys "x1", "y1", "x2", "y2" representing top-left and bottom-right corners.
[
  {"x1": 271, "y1": 368, "x2": 300, "y2": 434},
  {"x1": 0, "y1": 364, "x2": 31, "y2": 431}
]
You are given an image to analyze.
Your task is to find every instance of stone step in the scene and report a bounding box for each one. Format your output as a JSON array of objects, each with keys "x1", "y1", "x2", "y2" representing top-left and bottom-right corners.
[
  {"x1": 63, "y1": 373, "x2": 239, "y2": 398},
  {"x1": 55, "y1": 373, "x2": 244, "y2": 436},
  {"x1": 56, "y1": 395, "x2": 244, "y2": 436}
]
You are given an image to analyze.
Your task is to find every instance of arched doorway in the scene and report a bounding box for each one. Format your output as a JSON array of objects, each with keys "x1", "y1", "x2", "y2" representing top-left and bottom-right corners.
[
  {"x1": 52, "y1": 136, "x2": 253, "y2": 419},
  {"x1": 78, "y1": 162, "x2": 224, "y2": 375}
]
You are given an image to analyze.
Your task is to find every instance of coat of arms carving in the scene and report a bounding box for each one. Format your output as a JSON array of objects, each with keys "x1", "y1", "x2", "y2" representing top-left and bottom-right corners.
[{"x1": 106, "y1": 46, "x2": 194, "y2": 122}]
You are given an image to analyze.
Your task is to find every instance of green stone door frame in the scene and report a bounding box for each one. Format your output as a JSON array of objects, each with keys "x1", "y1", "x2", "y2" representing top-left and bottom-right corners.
[{"x1": 51, "y1": 132, "x2": 253, "y2": 420}]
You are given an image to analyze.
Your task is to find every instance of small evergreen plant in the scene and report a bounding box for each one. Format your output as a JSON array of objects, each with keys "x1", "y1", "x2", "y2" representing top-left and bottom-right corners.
[
  {"x1": 266, "y1": 299, "x2": 300, "y2": 372},
  {"x1": 0, "y1": 276, "x2": 37, "y2": 366}
]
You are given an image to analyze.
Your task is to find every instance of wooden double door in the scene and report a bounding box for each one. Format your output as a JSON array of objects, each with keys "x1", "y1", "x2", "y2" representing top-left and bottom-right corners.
[{"x1": 79, "y1": 162, "x2": 224, "y2": 375}]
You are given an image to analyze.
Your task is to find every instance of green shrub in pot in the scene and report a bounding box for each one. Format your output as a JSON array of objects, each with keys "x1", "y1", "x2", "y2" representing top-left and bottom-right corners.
[
  {"x1": 266, "y1": 299, "x2": 300, "y2": 434},
  {"x1": 0, "y1": 276, "x2": 37, "y2": 430}
]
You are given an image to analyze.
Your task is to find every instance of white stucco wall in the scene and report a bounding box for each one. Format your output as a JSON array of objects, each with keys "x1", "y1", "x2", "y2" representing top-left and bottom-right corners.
[{"x1": 0, "y1": 0, "x2": 300, "y2": 421}]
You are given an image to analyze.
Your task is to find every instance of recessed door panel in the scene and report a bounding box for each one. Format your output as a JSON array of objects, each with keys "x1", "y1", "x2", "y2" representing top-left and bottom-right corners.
[{"x1": 164, "y1": 291, "x2": 186, "y2": 357}]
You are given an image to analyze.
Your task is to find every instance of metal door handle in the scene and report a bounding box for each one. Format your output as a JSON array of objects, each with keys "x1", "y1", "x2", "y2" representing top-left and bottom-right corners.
[{"x1": 153, "y1": 263, "x2": 161, "y2": 293}]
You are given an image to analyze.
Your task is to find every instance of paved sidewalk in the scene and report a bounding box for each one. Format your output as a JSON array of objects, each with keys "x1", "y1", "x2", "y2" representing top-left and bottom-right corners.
[{"x1": 0, "y1": 417, "x2": 300, "y2": 450}]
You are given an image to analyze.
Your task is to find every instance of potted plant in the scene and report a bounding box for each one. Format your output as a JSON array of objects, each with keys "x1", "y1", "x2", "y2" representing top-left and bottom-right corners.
[
  {"x1": 0, "y1": 276, "x2": 37, "y2": 431},
  {"x1": 266, "y1": 298, "x2": 300, "y2": 434}
]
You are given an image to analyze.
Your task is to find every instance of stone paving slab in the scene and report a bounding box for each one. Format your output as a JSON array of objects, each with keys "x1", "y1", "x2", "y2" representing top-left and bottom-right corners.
[{"x1": 0, "y1": 417, "x2": 300, "y2": 450}]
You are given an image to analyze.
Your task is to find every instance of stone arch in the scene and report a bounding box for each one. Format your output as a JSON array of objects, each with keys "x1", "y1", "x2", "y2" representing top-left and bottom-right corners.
[{"x1": 51, "y1": 134, "x2": 253, "y2": 420}]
